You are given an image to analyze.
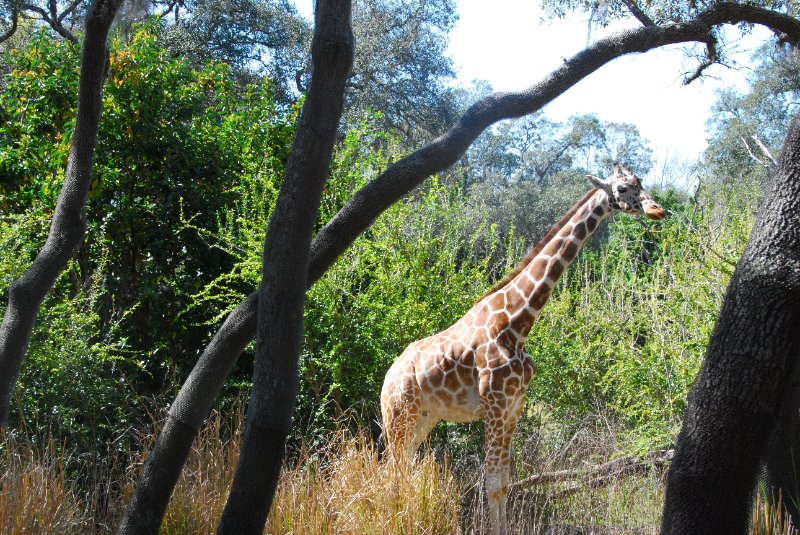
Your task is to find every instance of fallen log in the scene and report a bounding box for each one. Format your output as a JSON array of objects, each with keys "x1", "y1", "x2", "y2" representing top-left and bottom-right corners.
[{"x1": 510, "y1": 449, "x2": 675, "y2": 491}]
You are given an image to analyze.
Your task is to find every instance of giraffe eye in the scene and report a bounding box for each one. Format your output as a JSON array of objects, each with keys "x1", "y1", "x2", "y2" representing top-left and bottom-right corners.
[{"x1": 617, "y1": 186, "x2": 628, "y2": 193}]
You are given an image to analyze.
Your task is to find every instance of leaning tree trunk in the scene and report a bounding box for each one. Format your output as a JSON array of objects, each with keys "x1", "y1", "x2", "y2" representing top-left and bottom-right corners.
[
  {"x1": 214, "y1": 1, "x2": 354, "y2": 532},
  {"x1": 0, "y1": 0, "x2": 123, "y2": 429},
  {"x1": 118, "y1": 5, "x2": 800, "y2": 533},
  {"x1": 661, "y1": 111, "x2": 800, "y2": 534},
  {"x1": 763, "y1": 342, "x2": 800, "y2": 527}
]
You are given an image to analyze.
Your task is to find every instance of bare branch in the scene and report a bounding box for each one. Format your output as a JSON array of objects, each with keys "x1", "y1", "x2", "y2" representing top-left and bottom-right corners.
[
  {"x1": 741, "y1": 135, "x2": 778, "y2": 171},
  {"x1": 511, "y1": 449, "x2": 674, "y2": 489},
  {"x1": 20, "y1": 2, "x2": 47, "y2": 17},
  {"x1": 47, "y1": 16, "x2": 79, "y2": 43},
  {"x1": 684, "y1": 33, "x2": 718, "y2": 85},
  {"x1": 621, "y1": 0, "x2": 655, "y2": 27},
  {"x1": 20, "y1": 1, "x2": 79, "y2": 43}
]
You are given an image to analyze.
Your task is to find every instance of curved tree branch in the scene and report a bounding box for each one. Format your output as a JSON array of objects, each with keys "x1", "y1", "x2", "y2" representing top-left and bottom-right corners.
[
  {"x1": 0, "y1": 7, "x2": 18, "y2": 43},
  {"x1": 118, "y1": 3, "x2": 800, "y2": 533}
]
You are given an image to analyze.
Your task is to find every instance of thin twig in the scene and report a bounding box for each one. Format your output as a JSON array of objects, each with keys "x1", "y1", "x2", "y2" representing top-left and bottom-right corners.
[{"x1": 684, "y1": 33, "x2": 719, "y2": 84}]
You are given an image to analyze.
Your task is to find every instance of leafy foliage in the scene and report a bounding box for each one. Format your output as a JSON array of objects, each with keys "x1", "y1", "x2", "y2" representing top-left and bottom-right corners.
[
  {"x1": 0, "y1": 23, "x2": 296, "y2": 450},
  {"x1": 527, "y1": 187, "x2": 748, "y2": 451}
]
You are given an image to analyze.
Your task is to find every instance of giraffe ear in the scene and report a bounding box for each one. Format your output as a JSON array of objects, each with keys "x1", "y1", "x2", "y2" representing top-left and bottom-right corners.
[{"x1": 586, "y1": 174, "x2": 612, "y2": 192}]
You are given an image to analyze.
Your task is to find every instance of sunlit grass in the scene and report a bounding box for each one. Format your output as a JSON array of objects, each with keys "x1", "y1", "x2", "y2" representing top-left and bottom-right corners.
[
  {"x1": 0, "y1": 432, "x2": 87, "y2": 534},
  {"x1": 4, "y1": 411, "x2": 799, "y2": 535},
  {"x1": 267, "y1": 435, "x2": 460, "y2": 535},
  {"x1": 753, "y1": 487, "x2": 799, "y2": 535}
]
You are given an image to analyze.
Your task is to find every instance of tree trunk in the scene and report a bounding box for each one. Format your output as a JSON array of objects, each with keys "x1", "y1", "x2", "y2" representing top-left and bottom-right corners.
[
  {"x1": 119, "y1": 4, "x2": 800, "y2": 533},
  {"x1": 214, "y1": 1, "x2": 354, "y2": 532},
  {"x1": 0, "y1": 0, "x2": 122, "y2": 429},
  {"x1": 661, "y1": 111, "x2": 800, "y2": 534},
  {"x1": 763, "y1": 345, "x2": 800, "y2": 527}
]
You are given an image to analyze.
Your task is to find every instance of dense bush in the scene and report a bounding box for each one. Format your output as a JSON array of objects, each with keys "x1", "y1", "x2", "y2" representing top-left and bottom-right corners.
[{"x1": 0, "y1": 24, "x2": 296, "y2": 451}]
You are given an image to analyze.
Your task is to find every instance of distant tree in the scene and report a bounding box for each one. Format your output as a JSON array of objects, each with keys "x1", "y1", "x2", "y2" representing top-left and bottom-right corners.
[
  {"x1": 158, "y1": 0, "x2": 310, "y2": 98},
  {"x1": 459, "y1": 112, "x2": 652, "y2": 250},
  {"x1": 704, "y1": 40, "x2": 800, "y2": 193},
  {"x1": 344, "y1": 0, "x2": 457, "y2": 138},
  {"x1": 461, "y1": 112, "x2": 652, "y2": 190},
  {"x1": 153, "y1": 0, "x2": 457, "y2": 138}
]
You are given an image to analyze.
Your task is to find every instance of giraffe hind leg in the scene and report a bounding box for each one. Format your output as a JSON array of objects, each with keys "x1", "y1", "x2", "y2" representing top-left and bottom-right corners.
[
  {"x1": 381, "y1": 374, "x2": 423, "y2": 462},
  {"x1": 381, "y1": 383, "x2": 440, "y2": 461},
  {"x1": 406, "y1": 412, "x2": 438, "y2": 459}
]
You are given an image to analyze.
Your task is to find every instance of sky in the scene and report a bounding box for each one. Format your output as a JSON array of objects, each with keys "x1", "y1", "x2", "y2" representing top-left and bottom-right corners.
[
  {"x1": 447, "y1": 0, "x2": 773, "y2": 166},
  {"x1": 294, "y1": 0, "x2": 776, "y2": 174}
]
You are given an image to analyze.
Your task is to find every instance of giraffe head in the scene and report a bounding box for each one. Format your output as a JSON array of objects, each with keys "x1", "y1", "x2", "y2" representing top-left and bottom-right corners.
[{"x1": 586, "y1": 163, "x2": 666, "y2": 220}]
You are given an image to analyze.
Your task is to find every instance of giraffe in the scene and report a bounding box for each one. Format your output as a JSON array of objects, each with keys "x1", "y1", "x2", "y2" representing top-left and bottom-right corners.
[{"x1": 380, "y1": 164, "x2": 665, "y2": 535}]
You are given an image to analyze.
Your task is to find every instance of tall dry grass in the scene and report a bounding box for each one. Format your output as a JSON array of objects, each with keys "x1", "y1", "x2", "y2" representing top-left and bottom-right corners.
[
  {"x1": 267, "y1": 435, "x2": 460, "y2": 535},
  {"x1": 0, "y1": 432, "x2": 88, "y2": 534},
  {"x1": 2, "y1": 409, "x2": 798, "y2": 534},
  {"x1": 753, "y1": 489, "x2": 799, "y2": 535},
  {"x1": 129, "y1": 407, "x2": 460, "y2": 535}
]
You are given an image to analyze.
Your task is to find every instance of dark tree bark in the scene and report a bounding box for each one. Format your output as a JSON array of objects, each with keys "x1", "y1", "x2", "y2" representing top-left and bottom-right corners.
[
  {"x1": 0, "y1": 0, "x2": 123, "y2": 429},
  {"x1": 764, "y1": 358, "x2": 800, "y2": 527},
  {"x1": 214, "y1": 0, "x2": 354, "y2": 532},
  {"x1": 661, "y1": 111, "x2": 800, "y2": 534},
  {"x1": 119, "y1": 4, "x2": 800, "y2": 533}
]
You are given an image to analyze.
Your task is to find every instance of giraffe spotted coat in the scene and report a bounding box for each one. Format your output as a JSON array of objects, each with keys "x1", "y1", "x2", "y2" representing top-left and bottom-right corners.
[{"x1": 380, "y1": 165, "x2": 665, "y2": 535}]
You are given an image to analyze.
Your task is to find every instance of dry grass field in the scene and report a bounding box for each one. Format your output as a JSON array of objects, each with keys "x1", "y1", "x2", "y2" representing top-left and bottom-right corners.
[{"x1": 1, "y1": 408, "x2": 795, "y2": 535}]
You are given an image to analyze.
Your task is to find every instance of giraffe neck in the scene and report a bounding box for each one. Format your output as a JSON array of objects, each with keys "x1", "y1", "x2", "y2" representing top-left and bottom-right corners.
[{"x1": 490, "y1": 189, "x2": 611, "y2": 341}]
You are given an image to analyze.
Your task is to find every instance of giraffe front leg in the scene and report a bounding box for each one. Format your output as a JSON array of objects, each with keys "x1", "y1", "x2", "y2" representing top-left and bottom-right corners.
[
  {"x1": 482, "y1": 388, "x2": 524, "y2": 535},
  {"x1": 484, "y1": 407, "x2": 513, "y2": 535},
  {"x1": 381, "y1": 362, "x2": 427, "y2": 462},
  {"x1": 481, "y1": 363, "x2": 529, "y2": 535}
]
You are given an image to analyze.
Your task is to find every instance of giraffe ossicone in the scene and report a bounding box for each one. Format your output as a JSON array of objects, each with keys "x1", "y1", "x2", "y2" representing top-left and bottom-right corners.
[{"x1": 379, "y1": 163, "x2": 665, "y2": 535}]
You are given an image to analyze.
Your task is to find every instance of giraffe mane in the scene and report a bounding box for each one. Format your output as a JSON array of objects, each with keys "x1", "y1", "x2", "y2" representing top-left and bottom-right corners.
[{"x1": 477, "y1": 188, "x2": 599, "y2": 301}]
